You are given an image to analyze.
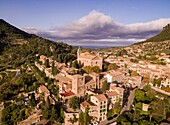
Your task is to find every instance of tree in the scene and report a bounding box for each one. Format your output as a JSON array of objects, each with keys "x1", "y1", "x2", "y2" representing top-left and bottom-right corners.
[
  {"x1": 69, "y1": 114, "x2": 78, "y2": 124},
  {"x1": 92, "y1": 66, "x2": 100, "y2": 73},
  {"x1": 29, "y1": 93, "x2": 36, "y2": 107},
  {"x1": 83, "y1": 66, "x2": 92, "y2": 73},
  {"x1": 143, "y1": 85, "x2": 151, "y2": 92},
  {"x1": 50, "y1": 106, "x2": 58, "y2": 121},
  {"x1": 52, "y1": 61, "x2": 58, "y2": 75},
  {"x1": 107, "y1": 109, "x2": 114, "y2": 119},
  {"x1": 72, "y1": 60, "x2": 79, "y2": 68},
  {"x1": 152, "y1": 78, "x2": 161, "y2": 87},
  {"x1": 101, "y1": 81, "x2": 109, "y2": 92},
  {"x1": 84, "y1": 107, "x2": 91, "y2": 125},
  {"x1": 69, "y1": 96, "x2": 80, "y2": 110},
  {"x1": 79, "y1": 113, "x2": 84, "y2": 125},
  {"x1": 108, "y1": 63, "x2": 118, "y2": 70},
  {"x1": 78, "y1": 107, "x2": 91, "y2": 125},
  {"x1": 45, "y1": 58, "x2": 50, "y2": 68},
  {"x1": 135, "y1": 90, "x2": 145, "y2": 102}
]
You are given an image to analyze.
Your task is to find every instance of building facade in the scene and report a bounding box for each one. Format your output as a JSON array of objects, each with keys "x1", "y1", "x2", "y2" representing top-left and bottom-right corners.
[
  {"x1": 71, "y1": 74, "x2": 85, "y2": 96},
  {"x1": 81, "y1": 94, "x2": 108, "y2": 121},
  {"x1": 77, "y1": 47, "x2": 103, "y2": 69}
]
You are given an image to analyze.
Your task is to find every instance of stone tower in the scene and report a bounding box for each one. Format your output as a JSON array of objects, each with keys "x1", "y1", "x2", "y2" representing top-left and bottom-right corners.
[
  {"x1": 71, "y1": 74, "x2": 85, "y2": 96},
  {"x1": 77, "y1": 46, "x2": 81, "y2": 59}
]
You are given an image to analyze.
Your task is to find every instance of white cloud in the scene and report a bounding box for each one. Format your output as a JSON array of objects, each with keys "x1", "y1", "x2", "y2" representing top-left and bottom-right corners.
[{"x1": 23, "y1": 10, "x2": 170, "y2": 46}]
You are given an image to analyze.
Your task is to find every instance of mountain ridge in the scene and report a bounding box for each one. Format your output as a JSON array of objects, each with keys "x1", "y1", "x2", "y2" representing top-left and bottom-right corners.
[{"x1": 134, "y1": 24, "x2": 170, "y2": 45}]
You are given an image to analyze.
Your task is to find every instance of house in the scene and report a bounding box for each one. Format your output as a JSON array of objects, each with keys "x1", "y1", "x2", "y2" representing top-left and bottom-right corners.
[
  {"x1": 104, "y1": 70, "x2": 125, "y2": 83},
  {"x1": 80, "y1": 100, "x2": 98, "y2": 118},
  {"x1": 55, "y1": 73, "x2": 72, "y2": 93},
  {"x1": 127, "y1": 76, "x2": 142, "y2": 88},
  {"x1": 81, "y1": 94, "x2": 108, "y2": 121},
  {"x1": 19, "y1": 111, "x2": 42, "y2": 125},
  {"x1": 161, "y1": 77, "x2": 170, "y2": 87},
  {"x1": 77, "y1": 47, "x2": 103, "y2": 69},
  {"x1": 60, "y1": 91, "x2": 76, "y2": 101},
  {"x1": 38, "y1": 85, "x2": 50, "y2": 97},
  {"x1": 109, "y1": 85, "x2": 124, "y2": 105},
  {"x1": 105, "y1": 91, "x2": 119, "y2": 106},
  {"x1": 85, "y1": 72, "x2": 100, "y2": 90},
  {"x1": 142, "y1": 103, "x2": 149, "y2": 112},
  {"x1": 64, "y1": 111, "x2": 79, "y2": 125}
]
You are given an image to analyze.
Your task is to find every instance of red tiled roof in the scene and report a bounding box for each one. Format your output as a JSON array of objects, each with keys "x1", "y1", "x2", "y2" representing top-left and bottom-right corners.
[
  {"x1": 81, "y1": 100, "x2": 96, "y2": 107},
  {"x1": 60, "y1": 91, "x2": 75, "y2": 97}
]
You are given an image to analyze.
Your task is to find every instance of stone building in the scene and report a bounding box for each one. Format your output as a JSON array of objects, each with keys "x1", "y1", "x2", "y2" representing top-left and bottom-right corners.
[
  {"x1": 77, "y1": 47, "x2": 103, "y2": 69},
  {"x1": 71, "y1": 74, "x2": 85, "y2": 96},
  {"x1": 80, "y1": 94, "x2": 108, "y2": 121}
]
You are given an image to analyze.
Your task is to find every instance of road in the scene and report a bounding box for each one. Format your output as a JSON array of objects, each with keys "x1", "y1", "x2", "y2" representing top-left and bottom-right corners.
[
  {"x1": 99, "y1": 80, "x2": 146, "y2": 125},
  {"x1": 99, "y1": 88, "x2": 136, "y2": 125}
]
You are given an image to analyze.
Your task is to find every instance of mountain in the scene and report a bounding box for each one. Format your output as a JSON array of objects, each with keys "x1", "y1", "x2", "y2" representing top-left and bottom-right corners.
[
  {"x1": 145, "y1": 24, "x2": 170, "y2": 42},
  {"x1": 0, "y1": 20, "x2": 77, "y2": 125},
  {"x1": 135, "y1": 24, "x2": 170, "y2": 44},
  {"x1": 0, "y1": 19, "x2": 76, "y2": 68},
  {"x1": 0, "y1": 19, "x2": 31, "y2": 39},
  {"x1": 130, "y1": 24, "x2": 170, "y2": 55},
  {"x1": 0, "y1": 19, "x2": 32, "y2": 46}
]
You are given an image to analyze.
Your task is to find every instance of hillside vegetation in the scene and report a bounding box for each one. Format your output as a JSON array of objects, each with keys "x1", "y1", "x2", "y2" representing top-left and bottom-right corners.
[
  {"x1": 145, "y1": 24, "x2": 170, "y2": 42},
  {"x1": 135, "y1": 24, "x2": 170, "y2": 44},
  {"x1": 0, "y1": 19, "x2": 76, "y2": 68}
]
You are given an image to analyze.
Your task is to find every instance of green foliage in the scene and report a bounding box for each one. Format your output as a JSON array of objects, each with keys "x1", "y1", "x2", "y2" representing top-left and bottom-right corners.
[
  {"x1": 0, "y1": 74, "x2": 19, "y2": 102},
  {"x1": 135, "y1": 24, "x2": 170, "y2": 44},
  {"x1": 41, "y1": 100, "x2": 64, "y2": 123},
  {"x1": 143, "y1": 85, "x2": 151, "y2": 92},
  {"x1": 107, "y1": 109, "x2": 114, "y2": 119},
  {"x1": 107, "y1": 63, "x2": 119, "y2": 70},
  {"x1": 29, "y1": 93, "x2": 36, "y2": 107},
  {"x1": 72, "y1": 60, "x2": 80, "y2": 68},
  {"x1": 1, "y1": 102, "x2": 28, "y2": 125},
  {"x1": 91, "y1": 66, "x2": 100, "y2": 73},
  {"x1": 79, "y1": 107, "x2": 91, "y2": 125},
  {"x1": 130, "y1": 58, "x2": 139, "y2": 63},
  {"x1": 69, "y1": 114, "x2": 78, "y2": 124},
  {"x1": 69, "y1": 96, "x2": 80, "y2": 110},
  {"x1": 15, "y1": 72, "x2": 39, "y2": 93},
  {"x1": 117, "y1": 85, "x2": 170, "y2": 124},
  {"x1": 48, "y1": 83, "x2": 59, "y2": 95},
  {"x1": 52, "y1": 61, "x2": 58, "y2": 75},
  {"x1": 44, "y1": 58, "x2": 50, "y2": 68},
  {"x1": 135, "y1": 90, "x2": 145, "y2": 102},
  {"x1": 83, "y1": 66, "x2": 100, "y2": 73},
  {"x1": 101, "y1": 81, "x2": 109, "y2": 92},
  {"x1": 116, "y1": 49, "x2": 128, "y2": 56},
  {"x1": 152, "y1": 78, "x2": 161, "y2": 87},
  {"x1": 145, "y1": 26, "x2": 170, "y2": 42}
]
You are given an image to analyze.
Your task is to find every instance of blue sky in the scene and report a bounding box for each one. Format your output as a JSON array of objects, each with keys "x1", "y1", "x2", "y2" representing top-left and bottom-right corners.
[{"x1": 1, "y1": 0, "x2": 170, "y2": 46}]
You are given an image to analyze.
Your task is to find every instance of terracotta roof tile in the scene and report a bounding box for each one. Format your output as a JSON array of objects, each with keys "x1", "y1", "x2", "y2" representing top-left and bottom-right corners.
[{"x1": 93, "y1": 94, "x2": 107, "y2": 102}]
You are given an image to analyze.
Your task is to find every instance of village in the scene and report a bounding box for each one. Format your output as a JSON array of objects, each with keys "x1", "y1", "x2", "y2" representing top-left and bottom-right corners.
[{"x1": 13, "y1": 46, "x2": 170, "y2": 125}]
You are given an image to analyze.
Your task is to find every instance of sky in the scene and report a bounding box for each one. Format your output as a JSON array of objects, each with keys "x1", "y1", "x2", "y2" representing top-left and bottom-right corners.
[{"x1": 0, "y1": 0, "x2": 170, "y2": 47}]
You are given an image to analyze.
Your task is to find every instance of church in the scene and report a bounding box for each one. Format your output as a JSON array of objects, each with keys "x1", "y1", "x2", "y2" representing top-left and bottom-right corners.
[{"x1": 77, "y1": 47, "x2": 103, "y2": 69}]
